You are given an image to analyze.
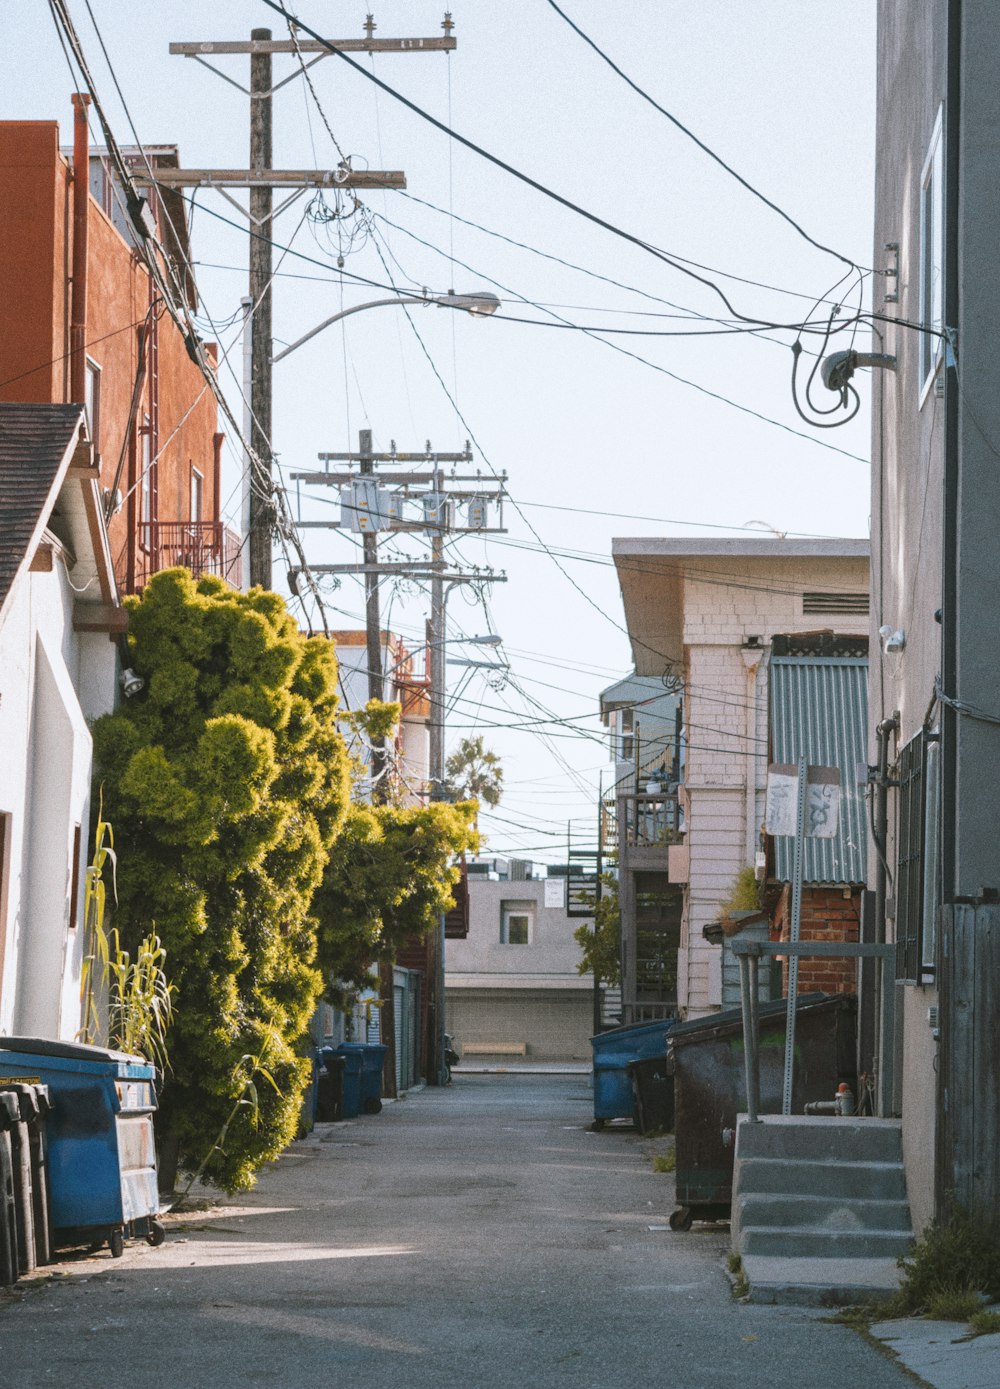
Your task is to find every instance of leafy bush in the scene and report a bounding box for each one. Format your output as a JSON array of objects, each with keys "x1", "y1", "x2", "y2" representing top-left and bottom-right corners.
[
  {"x1": 93, "y1": 570, "x2": 351, "y2": 1190},
  {"x1": 889, "y1": 1209, "x2": 1000, "y2": 1316}
]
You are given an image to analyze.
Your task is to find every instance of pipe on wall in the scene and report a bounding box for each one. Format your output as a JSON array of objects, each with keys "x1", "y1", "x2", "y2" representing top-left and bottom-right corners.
[{"x1": 70, "y1": 93, "x2": 91, "y2": 407}]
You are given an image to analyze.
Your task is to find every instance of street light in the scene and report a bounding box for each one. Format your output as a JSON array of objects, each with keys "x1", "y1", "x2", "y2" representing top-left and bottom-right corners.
[{"x1": 272, "y1": 288, "x2": 501, "y2": 364}]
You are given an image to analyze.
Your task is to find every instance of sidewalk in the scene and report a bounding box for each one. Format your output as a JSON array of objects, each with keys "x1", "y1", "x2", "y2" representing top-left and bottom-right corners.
[{"x1": 868, "y1": 1316, "x2": 1000, "y2": 1389}]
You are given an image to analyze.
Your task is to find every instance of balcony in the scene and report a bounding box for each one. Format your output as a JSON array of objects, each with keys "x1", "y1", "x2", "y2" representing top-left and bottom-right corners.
[
  {"x1": 130, "y1": 521, "x2": 243, "y2": 591},
  {"x1": 616, "y1": 789, "x2": 683, "y2": 872}
]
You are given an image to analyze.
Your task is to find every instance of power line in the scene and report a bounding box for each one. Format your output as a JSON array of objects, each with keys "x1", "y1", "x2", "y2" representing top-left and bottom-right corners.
[{"x1": 543, "y1": 0, "x2": 867, "y2": 274}]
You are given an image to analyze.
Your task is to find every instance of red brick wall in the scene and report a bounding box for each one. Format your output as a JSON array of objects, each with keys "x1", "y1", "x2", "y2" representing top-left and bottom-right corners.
[{"x1": 773, "y1": 884, "x2": 861, "y2": 994}]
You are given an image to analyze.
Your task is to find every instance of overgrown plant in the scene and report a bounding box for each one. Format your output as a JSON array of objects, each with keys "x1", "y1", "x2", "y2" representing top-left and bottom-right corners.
[
  {"x1": 79, "y1": 803, "x2": 174, "y2": 1069},
  {"x1": 887, "y1": 1209, "x2": 1000, "y2": 1316},
  {"x1": 179, "y1": 1030, "x2": 281, "y2": 1202}
]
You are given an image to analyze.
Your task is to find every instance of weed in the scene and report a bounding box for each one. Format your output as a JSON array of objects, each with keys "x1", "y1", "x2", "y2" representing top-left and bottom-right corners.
[
  {"x1": 652, "y1": 1149, "x2": 676, "y2": 1174},
  {"x1": 887, "y1": 1209, "x2": 1000, "y2": 1317},
  {"x1": 926, "y1": 1289, "x2": 984, "y2": 1322},
  {"x1": 726, "y1": 1253, "x2": 749, "y2": 1299},
  {"x1": 967, "y1": 1308, "x2": 1000, "y2": 1338},
  {"x1": 727, "y1": 1251, "x2": 742, "y2": 1274}
]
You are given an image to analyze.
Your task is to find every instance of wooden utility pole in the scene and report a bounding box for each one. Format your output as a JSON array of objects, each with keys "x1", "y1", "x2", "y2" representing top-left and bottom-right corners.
[
  {"x1": 359, "y1": 429, "x2": 387, "y2": 800},
  {"x1": 162, "y1": 20, "x2": 457, "y2": 589},
  {"x1": 248, "y1": 28, "x2": 274, "y2": 589},
  {"x1": 292, "y1": 444, "x2": 507, "y2": 1086}
]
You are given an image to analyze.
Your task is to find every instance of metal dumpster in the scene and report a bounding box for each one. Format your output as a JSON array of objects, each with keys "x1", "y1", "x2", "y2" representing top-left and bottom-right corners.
[
  {"x1": 590, "y1": 1018, "x2": 676, "y2": 1127},
  {"x1": 666, "y1": 993, "x2": 856, "y2": 1230},
  {"x1": 628, "y1": 1056, "x2": 675, "y2": 1134},
  {"x1": 0, "y1": 1037, "x2": 165, "y2": 1257}
]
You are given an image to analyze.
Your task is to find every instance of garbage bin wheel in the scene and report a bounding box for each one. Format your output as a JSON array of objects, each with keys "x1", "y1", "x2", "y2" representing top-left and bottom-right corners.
[
  {"x1": 146, "y1": 1219, "x2": 166, "y2": 1248},
  {"x1": 109, "y1": 1228, "x2": 125, "y2": 1258},
  {"x1": 362, "y1": 1097, "x2": 383, "y2": 1115},
  {"x1": 669, "y1": 1207, "x2": 693, "y2": 1233},
  {"x1": 591, "y1": 1118, "x2": 606, "y2": 1131}
]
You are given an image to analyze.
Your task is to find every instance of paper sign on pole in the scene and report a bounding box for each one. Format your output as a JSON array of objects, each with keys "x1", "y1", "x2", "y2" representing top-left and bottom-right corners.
[
  {"x1": 765, "y1": 764, "x2": 841, "y2": 839},
  {"x1": 544, "y1": 878, "x2": 565, "y2": 909}
]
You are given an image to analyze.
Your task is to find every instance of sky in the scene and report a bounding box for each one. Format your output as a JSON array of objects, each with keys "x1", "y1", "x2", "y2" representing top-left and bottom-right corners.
[{"x1": 2, "y1": 1, "x2": 877, "y2": 865}]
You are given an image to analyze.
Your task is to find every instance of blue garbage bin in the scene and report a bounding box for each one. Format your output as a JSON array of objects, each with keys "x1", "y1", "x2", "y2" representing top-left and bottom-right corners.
[
  {"x1": 590, "y1": 1018, "x2": 676, "y2": 1127},
  {"x1": 336, "y1": 1043, "x2": 386, "y2": 1116},
  {"x1": 0, "y1": 1037, "x2": 164, "y2": 1257}
]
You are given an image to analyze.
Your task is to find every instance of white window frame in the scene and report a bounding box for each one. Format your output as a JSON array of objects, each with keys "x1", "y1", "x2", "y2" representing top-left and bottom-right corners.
[
  {"x1": 919, "y1": 106, "x2": 944, "y2": 404},
  {"x1": 500, "y1": 902, "x2": 533, "y2": 946},
  {"x1": 190, "y1": 466, "x2": 203, "y2": 522},
  {"x1": 84, "y1": 358, "x2": 101, "y2": 454},
  {"x1": 139, "y1": 415, "x2": 153, "y2": 548}
]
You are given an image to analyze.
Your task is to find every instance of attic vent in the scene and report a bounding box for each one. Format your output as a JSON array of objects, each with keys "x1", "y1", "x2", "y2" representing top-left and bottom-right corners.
[{"x1": 802, "y1": 591, "x2": 869, "y2": 616}]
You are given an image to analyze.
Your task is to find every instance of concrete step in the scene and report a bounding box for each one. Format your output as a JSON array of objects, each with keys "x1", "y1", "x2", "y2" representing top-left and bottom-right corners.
[
  {"x1": 740, "y1": 1223, "x2": 914, "y2": 1260},
  {"x1": 734, "y1": 1115, "x2": 903, "y2": 1164},
  {"x1": 733, "y1": 1155, "x2": 908, "y2": 1201},
  {"x1": 739, "y1": 1254, "x2": 903, "y2": 1307},
  {"x1": 735, "y1": 1192, "x2": 912, "y2": 1232}
]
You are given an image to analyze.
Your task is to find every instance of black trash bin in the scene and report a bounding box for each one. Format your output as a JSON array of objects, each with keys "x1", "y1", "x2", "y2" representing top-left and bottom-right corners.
[
  {"x1": 0, "y1": 1084, "x2": 52, "y2": 1272},
  {"x1": 316, "y1": 1050, "x2": 345, "y2": 1122},
  {"x1": 666, "y1": 992, "x2": 856, "y2": 1230},
  {"x1": 0, "y1": 1092, "x2": 19, "y2": 1286},
  {"x1": 628, "y1": 1055, "x2": 674, "y2": 1134}
]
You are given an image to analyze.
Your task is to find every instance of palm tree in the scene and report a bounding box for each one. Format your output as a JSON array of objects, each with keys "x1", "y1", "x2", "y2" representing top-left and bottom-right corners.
[{"x1": 444, "y1": 736, "x2": 503, "y2": 824}]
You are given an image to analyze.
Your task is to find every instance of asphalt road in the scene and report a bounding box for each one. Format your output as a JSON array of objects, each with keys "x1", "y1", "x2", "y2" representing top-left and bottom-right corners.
[{"x1": 0, "y1": 1074, "x2": 912, "y2": 1388}]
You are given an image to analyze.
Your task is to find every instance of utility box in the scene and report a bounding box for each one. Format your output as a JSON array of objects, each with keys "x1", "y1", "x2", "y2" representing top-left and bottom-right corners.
[{"x1": 0, "y1": 1037, "x2": 164, "y2": 1257}]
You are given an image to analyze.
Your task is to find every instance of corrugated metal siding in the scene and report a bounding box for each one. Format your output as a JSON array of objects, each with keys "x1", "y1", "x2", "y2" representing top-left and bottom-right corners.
[{"x1": 770, "y1": 657, "x2": 868, "y2": 884}]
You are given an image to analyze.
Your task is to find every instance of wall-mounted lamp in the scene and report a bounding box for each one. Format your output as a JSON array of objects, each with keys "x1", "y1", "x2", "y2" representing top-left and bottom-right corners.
[{"x1": 878, "y1": 624, "x2": 906, "y2": 654}]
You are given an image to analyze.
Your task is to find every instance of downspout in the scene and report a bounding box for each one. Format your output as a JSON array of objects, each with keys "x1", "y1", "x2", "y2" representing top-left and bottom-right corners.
[
  {"x1": 70, "y1": 93, "x2": 91, "y2": 406},
  {"x1": 873, "y1": 713, "x2": 899, "y2": 946},
  {"x1": 942, "y1": 0, "x2": 961, "y2": 901}
]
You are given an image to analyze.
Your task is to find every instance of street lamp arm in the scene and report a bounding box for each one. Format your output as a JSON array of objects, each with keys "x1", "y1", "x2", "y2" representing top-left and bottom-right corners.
[
  {"x1": 272, "y1": 289, "x2": 501, "y2": 363},
  {"x1": 272, "y1": 296, "x2": 428, "y2": 363}
]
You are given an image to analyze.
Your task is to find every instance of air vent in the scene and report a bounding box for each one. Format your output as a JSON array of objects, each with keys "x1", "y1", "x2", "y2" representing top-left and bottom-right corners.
[{"x1": 802, "y1": 591, "x2": 870, "y2": 616}]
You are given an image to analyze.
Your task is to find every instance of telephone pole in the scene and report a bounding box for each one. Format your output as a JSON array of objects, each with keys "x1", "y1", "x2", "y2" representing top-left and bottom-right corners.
[
  {"x1": 292, "y1": 442, "x2": 507, "y2": 1086},
  {"x1": 248, "y1": 29, "x2": 273, "y2": 589},
  {"x1": 156, "y1": 18, "x2": 457, "y2": 588}
]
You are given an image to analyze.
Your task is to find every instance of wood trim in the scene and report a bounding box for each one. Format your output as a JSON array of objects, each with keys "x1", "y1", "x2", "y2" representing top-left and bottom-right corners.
[
  {"x1": 29, "y1": 544, "x2": 55, "y2": 572},
  {"x1": 73, "y1": 602, "x2": 129, "y2": 634}
]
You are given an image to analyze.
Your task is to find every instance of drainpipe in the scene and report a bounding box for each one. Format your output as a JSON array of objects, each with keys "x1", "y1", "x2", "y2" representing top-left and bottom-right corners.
[
  {"x1": 70, "y1": 93, "x2": 91, "y2": 406},
  {"x1": 741, "y1": 643, "x2": 764, "y2": 868},
  {"x1": 873, "y1": 713, "x2": 899, "y2": 946}
]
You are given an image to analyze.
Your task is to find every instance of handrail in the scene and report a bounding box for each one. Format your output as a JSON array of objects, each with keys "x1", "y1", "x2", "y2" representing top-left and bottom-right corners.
[{"x1": 730, "y1": 938, "x2": 895, "y2": 1121}]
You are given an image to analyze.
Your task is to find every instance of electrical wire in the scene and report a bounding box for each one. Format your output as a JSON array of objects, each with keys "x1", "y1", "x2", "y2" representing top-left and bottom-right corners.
[{"x1": 543, "y1": 0, "x2": 867, "y2": 274}]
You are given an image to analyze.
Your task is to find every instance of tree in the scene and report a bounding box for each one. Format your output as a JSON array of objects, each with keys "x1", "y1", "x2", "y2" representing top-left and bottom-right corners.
[
  {"x1": 443, "y1": 735, "x2": 503, "y2": 820},
  {"x1": 313, "y1": 800, "x2": 479, "y2": 992},
  {"x1": 92, "y1": 569, "x2": 351, "y2": 1191},
  {"x1": 573, "y1": 874, "x2": 622, "y2": 987}
]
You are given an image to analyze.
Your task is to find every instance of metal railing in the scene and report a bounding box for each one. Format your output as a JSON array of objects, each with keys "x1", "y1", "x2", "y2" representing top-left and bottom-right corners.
[
  {"x1": 731, "y1": 937, "x2": 895, "y2": 1121},
  {"x1": 132, "y1": 521, "x2": 243, "y2": 590},
  {"x1": 620, "y1": 789, "x2": 682, "y2": 848}
]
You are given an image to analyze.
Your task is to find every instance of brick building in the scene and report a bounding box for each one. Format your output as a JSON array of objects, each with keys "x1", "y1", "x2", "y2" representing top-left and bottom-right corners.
[{"x1": 0, "y1": 108, "x2": 235, "y2": 596}]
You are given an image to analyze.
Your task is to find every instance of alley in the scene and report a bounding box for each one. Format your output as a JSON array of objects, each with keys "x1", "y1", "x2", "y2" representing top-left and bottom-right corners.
[{"x1": 0, "y1": 1074, "x2": 912, "y2": 1389}]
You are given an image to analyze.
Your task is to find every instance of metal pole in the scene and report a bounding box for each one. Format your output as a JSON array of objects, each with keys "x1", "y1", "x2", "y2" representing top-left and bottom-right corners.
[
  {"x1": 248, "y1": 27, "x2": 273, "y2": 589},
  {"x1": 782, "y1": 757, "x2": 808, "y2": 1114},
  {"x1": 738, "y1": 950, "x2": 761, "y2": 1123}
]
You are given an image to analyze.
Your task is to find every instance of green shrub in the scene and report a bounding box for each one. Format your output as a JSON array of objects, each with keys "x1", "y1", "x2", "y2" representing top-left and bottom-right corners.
[{"x1": 888, "y1": 1209, "x2": 1000, "y2": 1317}]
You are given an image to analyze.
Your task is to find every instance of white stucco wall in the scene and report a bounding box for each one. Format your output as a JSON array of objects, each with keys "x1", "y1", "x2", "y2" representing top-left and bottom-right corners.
[
  {"x1": 446, "y1": 878, "x2": 593, "y2": 991},
  {"x1": 0, "y1": 559, "x2": 113, "y2": 1040}
]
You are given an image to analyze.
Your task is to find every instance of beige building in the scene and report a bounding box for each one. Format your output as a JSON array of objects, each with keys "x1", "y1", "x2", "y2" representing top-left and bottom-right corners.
[
  {"x1": 612, "y1": 538, "x2": 869, "y2": 1018},
  {"x1": 445, "y1": 876, "x2": 594, "y2": 1062}
]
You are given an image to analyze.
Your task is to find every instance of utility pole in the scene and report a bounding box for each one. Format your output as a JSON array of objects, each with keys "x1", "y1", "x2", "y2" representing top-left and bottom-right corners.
[
  {"x1": 248, "y1": 28, "x2": 273, "y2": 589},
  {"x1": 158, "y1": 18, "x2": 457, "y2": 587},
  {"x1": 359, "y1": 428, "x2": 387, "y2": 800},
  {"x1": 291, "y1": 442, "x2": 507, "y2": 1086}
]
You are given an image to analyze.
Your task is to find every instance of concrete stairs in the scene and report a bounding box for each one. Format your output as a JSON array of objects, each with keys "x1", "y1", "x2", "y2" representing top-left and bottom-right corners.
[{"x1": 731, "y1": 1115, "x2": 913, "y2": 1305}]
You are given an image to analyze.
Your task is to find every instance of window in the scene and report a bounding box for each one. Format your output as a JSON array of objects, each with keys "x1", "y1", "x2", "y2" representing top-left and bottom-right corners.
[
  {"x1": 501, "y1": 901, "x2": 533, "y2": 945},
  {"x1": 190, "y1": 467, "x2": 203, "y2": 522},
  {"x1": 919, "y1": 107, "x2": 944, "y2": 397},
  {"x1": 620, "y1": 707, "x2": 634, "y2": 763},
  {"x1": 84, "y1": 359, "x2": 101, "y2": 455},
  {"x1": 896, "y1": 729, "x2": 939, "y2": 983},
  {"x1": 139, "y1": 416, "x2": 153, "y2": 549}
]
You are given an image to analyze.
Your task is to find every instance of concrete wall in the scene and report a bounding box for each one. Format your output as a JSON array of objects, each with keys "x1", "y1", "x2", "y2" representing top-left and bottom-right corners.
[{"x1": 445, "y1": 878, "x2": 594, "y2": 1060}]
